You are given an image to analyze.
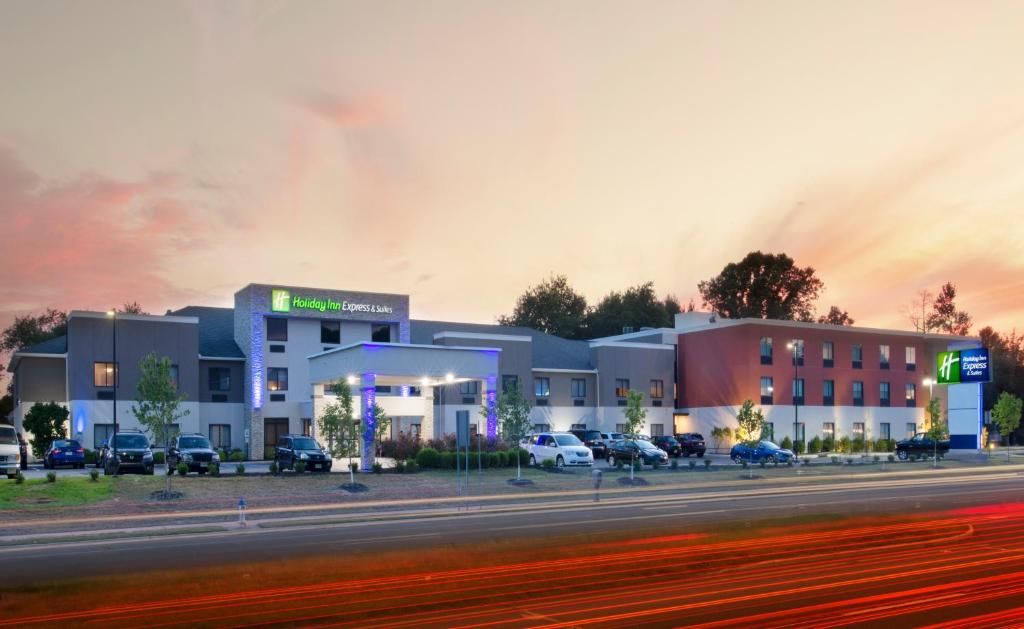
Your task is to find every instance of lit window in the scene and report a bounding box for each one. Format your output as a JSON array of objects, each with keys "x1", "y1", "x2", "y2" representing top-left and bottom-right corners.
[
  {"x1": 94, "y1": 362, "x2": 117, "y2": 387},
  {"x1": 267, "y1": 367, "x2": 288, "y2": 391},
  {"x1": 650, "y1": 380, "x2": 664, "y2": 398},
  {"x1": 571, "y1": 378, "x2": 586, "y2": 398},
  {"x1": 615, "y1": 379, "x2": 630, "y2": 398},
  {"x1": 534, "y1": 377, "x2": 550, "y2": 397}
]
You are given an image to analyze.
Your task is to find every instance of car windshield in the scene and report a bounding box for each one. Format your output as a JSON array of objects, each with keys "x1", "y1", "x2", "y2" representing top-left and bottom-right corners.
[
  {"x1": 761, "y1": 441, "x2": 781, "y2": 450},
  {"x1": 584, "y1": 431, "x2": 601, "y2": 440},
  {"x1": 179, "y1": 436, "x2": 212, "y2": 449},
  {"x1": 0, "y1": 428, "x2": 16, "y2": 445},
  {"x1": 554, "y1": 434, "x2": 583, "y2": 446},
  {"x1": 662, "y1": 437, "x2": 679, "y2": 444},
  {"x1": 113, "y1": 434, "x2": 149, "y2": 449},
  {"x1": 610, "y1": 433, "x2": 624, "y2": 440},
  {"x1": 635, "y1": 440, "x2": 656, "y2": 449},
  {"x1": 292, "y1": 437, "x2": 319, "y2": 450}
]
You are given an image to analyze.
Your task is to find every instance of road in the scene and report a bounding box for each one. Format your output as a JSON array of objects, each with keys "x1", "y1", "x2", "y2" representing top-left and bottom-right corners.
[{"x1": 3, "y1": 469, "x2": 1024, "y2": 627}]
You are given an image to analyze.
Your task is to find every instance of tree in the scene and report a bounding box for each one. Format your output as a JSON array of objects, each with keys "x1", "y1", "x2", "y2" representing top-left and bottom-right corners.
[
  {"x1": 927, "y1": 283, "x2": 971, "y2": 335},
  {"x1": 710, "y1": 426, "x2": 732, "y2": 453},
  {"x1": 622, "y1": 389, "x2": 647, "y2": 480},
  {"x1": 585, "y1": 282, "x2": 678, "y2": 338},
  {"x1": 372, "y1": 403, "x2": 391, "y2": 451},
  {"x1": 318, "y1": 380, "x2": 359, "y2": 484},
  {"x1": 22, "y1": 401, "x2": 68, "y2": 459},
  {"x1": 122, "y1": 301, "x2": 147, "y2": 314},
  {"x1": 132, "y1": 353, "x2": 190, "y2": 491},
  {"x1": 904, "y1": 289, "x2": 935, "y2": 333},
  {"x1": 488, "y1": 382, "x2": 532, "y2": 480},
  {"x1": 978, "y1": 327, "x2": 1024, "y2": 413},
  {"x1": 498, "y1": 275, "x2": 588, "y2": 339},
  {"x1": 991, "y1": 392, "x2": 1023, "y2": 460},
  {"x1": 0, "y1": 309, "x2": 68, "y2": 393},
  {"x1": 817, "y1": 306, "x2": 854, "y2": 326},
  {"x1": 698, "y1": 252, "x2": 824, "y2": 321},
  {"x1": 735, "y1": 399, "x2": 765, "y2": 443},
  {"x1": 924, "y1": 397, "x2": 947, "y2": 468}
]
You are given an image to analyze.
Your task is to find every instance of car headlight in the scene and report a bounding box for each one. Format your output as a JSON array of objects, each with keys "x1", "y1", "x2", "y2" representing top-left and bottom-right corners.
[
  {"x1": 182, "y1": 453, "x2": 193, "y2": 461},
  {"x1": 212, "y1": 453, "x2": 220, "y2": 461},
  {"x1": 300, "y1": 453, "x2": 309, "y2": 460}
]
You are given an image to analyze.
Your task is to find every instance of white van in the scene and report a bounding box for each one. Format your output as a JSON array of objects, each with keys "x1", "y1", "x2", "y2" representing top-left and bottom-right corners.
[{"x1": 0, "y1": 425, "x2": 21, "y2": 478}]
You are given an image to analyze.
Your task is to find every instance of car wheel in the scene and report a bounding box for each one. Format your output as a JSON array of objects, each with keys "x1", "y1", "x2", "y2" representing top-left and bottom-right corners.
[
  {"x1": 732, "y1": 454, "x2": 743, "y2": 464},
  {"x1": 607, "y1": 455, "x2": 615, "y2": 466},
  {"x1": 555, "y1": 455, "x2": 565, "y2": 468},
  {"x1": 897, "y1": 450, "x2": 909, "y2": 461},
  {"x1": 765, "y1": 455, "x2": 777, "y2": 465},
  {"x1": 529, "y1": 454, "x2": 537, "y2": 467}
]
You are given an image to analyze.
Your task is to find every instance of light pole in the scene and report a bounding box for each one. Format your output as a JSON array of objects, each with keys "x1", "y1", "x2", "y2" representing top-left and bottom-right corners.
[
  {"x1": 107, "y1": 309, "x2": 118, "y2": 474},
  {"x1": 787, "y1": 341, "x2": 800, "y2": 457}
]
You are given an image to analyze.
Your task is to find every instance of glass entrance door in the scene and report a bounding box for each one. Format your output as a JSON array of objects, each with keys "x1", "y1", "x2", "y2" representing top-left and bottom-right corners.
[{"x1": 264, "y1": 418, "x2": 289, "y2": 459}]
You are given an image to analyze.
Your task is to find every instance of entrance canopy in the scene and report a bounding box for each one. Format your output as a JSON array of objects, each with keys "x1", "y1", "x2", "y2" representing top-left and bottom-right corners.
[{"x1": 307, "y1": 341, "x2": 500, "y2": 386}]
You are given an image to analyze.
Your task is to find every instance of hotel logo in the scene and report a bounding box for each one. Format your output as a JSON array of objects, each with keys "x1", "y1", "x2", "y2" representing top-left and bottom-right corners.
[
  {"x1": 936, "y1": 348, "x2": 990, "y2": 384},
  {"x1": 936, "y1": 351, "x2": 960, "y2": 384},
  {"x1": 271, "y1": 289, "x2": 291, "y2": 313}
]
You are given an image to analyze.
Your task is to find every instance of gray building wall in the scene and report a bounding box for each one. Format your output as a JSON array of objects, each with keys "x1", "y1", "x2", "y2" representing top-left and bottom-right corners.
[
  {"x1": 533, "y1": 371, "x2": 597, "y2": 407},
  {"x1": 590, "y1": 344, "x2": 676, "y2": 407},
  {"x1": 15, "y1": 357, "x2": 66, "y2": 404},
  {"x1": 198, "y1": 359, "x2": 244, "y2": 404}
]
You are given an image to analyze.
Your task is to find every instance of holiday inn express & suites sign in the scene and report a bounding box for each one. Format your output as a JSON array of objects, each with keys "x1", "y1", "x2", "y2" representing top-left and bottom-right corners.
[
  {"x1": 936, "y1": 348, "x2": 991, "y2": 384},
  {"x1": 270, "y1": 289, "x2": 394, "y2": 315}
]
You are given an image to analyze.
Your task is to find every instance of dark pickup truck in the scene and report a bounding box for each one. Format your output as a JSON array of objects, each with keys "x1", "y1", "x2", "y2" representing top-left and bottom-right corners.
[{"x1": 895, "y1": 433, "x2": 950, "y2": 460}]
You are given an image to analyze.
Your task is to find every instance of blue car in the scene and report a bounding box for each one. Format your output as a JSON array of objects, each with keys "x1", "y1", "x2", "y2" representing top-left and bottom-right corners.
[
  {"x1": 43, "y1": 439, "x2": 85, "y2": 469},
  {"x1": 730, "y1": 440, "x2": 795, "y2": 465}
]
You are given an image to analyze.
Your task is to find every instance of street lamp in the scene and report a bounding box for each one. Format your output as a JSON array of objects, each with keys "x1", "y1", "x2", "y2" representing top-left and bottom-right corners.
[
  {"x1": 106, "y1": 309, "x2": 118, "y2": 474},
  {"x1": 786, "y1": 340, "x2": 800, "y2": 457},
  {"x1": 922, "y1": 377, "x2": 934, "y2": 398}
]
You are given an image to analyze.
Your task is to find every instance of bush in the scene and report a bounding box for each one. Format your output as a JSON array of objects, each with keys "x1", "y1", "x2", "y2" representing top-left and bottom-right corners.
[
  {"x1": 652, "y1": 459, "x2": 661, "y2": 470},
  {"x1": 793, "y1": 440, "x2": 805, "y2": 455},
  {"x1": 210, "y1": 462, "x2": 220, "y2": 477},
  {"x1": 394, "y1": 460, "x2": 406, "y2": 474},
  {"x1": 822, "y1": 437, "x2": 835, "y2": 452},
  {"x1": 872, "y1": 455, "x2": 880, "y2": 463},
  {"x1": 830, "y1": 456, "x2": 839, "y2": 465},
  {"x1": 89, "y1": 468, "x2": 100, "y2": 481},
  {"x1": 488, "y1": 451, "x2": 501, "y2": 468},
  {"x1": 781, "y1": 436, "x2": 793, "y2": 450},
  {"x1": 704, "y1": 459, "x2": 712, "y2": 469},
  {"x1": 349, "y1": 461, "x2": 360, "y2": 473},
  {"x1": 268, "y1": 461, "x2": 279, "y2": 475},
  {"x1": 439, "y1": 452, "x2": 456, "y2": 470},
  {"x1": 294, "y1": 461, "x2": 306, "y2": 474},
  {"x1": 372, "y1": 462, "x2": 383, "y2": 474},
  {"x1": 230, "y1": 451, "x2": 244, "y2": 462},
  {"x1": 632, "y1": 460, "x2": 643, "y2": 472},
  {"x1": 84, "y1": 449, "x2": 98, "y2": 465},
  {"x1": 15, "y1": 471, "x2": 25, "y2": 484},
  {"x1": 540, "y1": 458, "x2": 555, "y2": 469},
  {"x1": 177, "y1": 462, "x2": 189, "y2": 476},
  {"x1": 379, "y1": 434, "x2": 422, "y2": 460},
  {"x1": 415, "y1": 447, "x2": 442, "y2": 469},
  {"x1": 851, "y1": 437, "x2": 865, "y2": 453},
  {"x1": 615, "y1": 458, "x2": 624, "y2": 470},
  {"x1": 497, "y1": 451, "x2": 509, "y2": 467},
  {"x1": 670, "y1": 459, "x2": 678, "y2": 470},
  {"x1": 837, "y1": 436, "x2": 851, "y2": 453},
  {"x1": 688, "y1": 460, "x2": 697, "y2": 470},
  {"x1": 888, "y1": 454, "x2": 895, "y2": 463},
  {"x1": 801, "y1": 458, "x2": 810, "y2": 466},
  {"x1": 235, "y1": 463, "x2": 246, "y2": 474},
  {"x1": 741, "y1": 460, "x2": 749, "y2": 469},
  {"x1": 404, "y1": 459, "x2": 419, "y2": 473},
  {"x1": 508, "y1": 447, "x2": 529, "y2": 467},
  {"x1": 846, "y1": 458, "x2": 854, "y2": 465},
  {"x1": 153, "y1": 451, "x2": 165, "y2": 465},
  {"x1": 808, "y1": 436, "x2": 822, "y2": 454}
]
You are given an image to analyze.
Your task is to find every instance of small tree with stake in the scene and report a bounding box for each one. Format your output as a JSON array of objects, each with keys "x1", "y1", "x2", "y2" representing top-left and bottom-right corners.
[
  {"x1": 318, "y1": 379, "x2": 359, "y2": 485},
  {"x1": 735, "y1": 399, "x2": 765, "y2": 475},
  {"x1": 925, "y1": 397, "x2": 947, "y2": 469},
  {"x1": 133, "y1": 353, "x2": 190, "y2": 496},
  {"x1": 622, "y1": 389, "x2": 647, "y2": 481},
  {"x1": 991, "y1": 392, "x2": 1023, "y2": 461},
  {"x1": 487, "y1": 382, "x2": 532, "y2": 480}
]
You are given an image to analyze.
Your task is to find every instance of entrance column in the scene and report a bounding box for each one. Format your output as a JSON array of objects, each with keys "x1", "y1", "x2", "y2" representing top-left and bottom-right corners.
[
  {"x1": 360, "y1": 374, "x2": 376, "y2": 471},
  {"x1": 421, "y1": 384, "x2": 435, "y2": 440},
  {"x1": 483, "y1": 375, "x2": 498, "y2": 439},
  {"x1": 311, "y1": 383, "x2": 325, "y2": 441}
]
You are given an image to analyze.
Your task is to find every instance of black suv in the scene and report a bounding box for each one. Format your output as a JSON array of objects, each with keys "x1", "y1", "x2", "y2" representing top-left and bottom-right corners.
[
  {"x1": 569, "y1": 429, "x2": 607, "y2": 458},
  {"x1": 167, "y1": 433, "x2": 220, "y2": 474},
  {"x1": 676, "y1": 433, "x2": 706, "y2": 457},
  {"x1": 651, "y1": 435, "x2": 682, "y2": 457},
  {"x1": 97, "y1": 430, "x2": 155, "y2": 475},
  {"x1": 274, "y1": 435, "x2": 332, "y2": 472}
]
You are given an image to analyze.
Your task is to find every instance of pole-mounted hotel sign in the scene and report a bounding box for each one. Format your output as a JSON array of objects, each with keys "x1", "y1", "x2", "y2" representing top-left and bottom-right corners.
[
  {"x1": 936, "y1": 348, "x2": 991, "y2": 384},
  {"x1": 270, "y1": 289, "x2": 394, "y2": 315}
]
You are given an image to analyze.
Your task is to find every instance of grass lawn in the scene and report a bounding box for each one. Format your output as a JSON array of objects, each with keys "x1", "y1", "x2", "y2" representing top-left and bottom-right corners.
[{"x1": 0, "y1": 477, "x2": 115, "y2": 509}]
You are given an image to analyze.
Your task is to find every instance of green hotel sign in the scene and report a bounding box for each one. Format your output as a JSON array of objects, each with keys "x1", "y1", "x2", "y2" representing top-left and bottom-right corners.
[
  {"x1": 936, "y1": 348, "x2": 991, "y2": 384},
  {"x1": 270, "y1": 289, "x2": 394, "y2": 315}
]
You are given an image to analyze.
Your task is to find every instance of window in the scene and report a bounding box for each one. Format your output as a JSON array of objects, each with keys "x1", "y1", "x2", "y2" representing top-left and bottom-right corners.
[
  {"x1": 823, "y1": 380, "x2": 835, "y2": 406},
  {"x1": 795, "y1": 423, "x2": 806, "y2": 443},
  {"x1": 571, "y1": 378, "x2": 586, "y2": 398},
  {"x1": 94, "y1": 423, "x2": 115, "y2": 448},
  {"x1": 760, "y1": 336, "x2": 773, "y2": 365},
  {"x1": 209, "y1": 367, "x2": 231, "y2": 392},
  {"x1": 533, "y1": 423, "x2": 551, "y2": 433},
  {"x1": 94, "y1": 362, "x2": 117, "y2": 387},
  {"x1": 905, "y1": 383, "x2": 916, "y2": 407},
  {"x1": 615, "y1": 423, "x2": 628, "y2": 433},
  {"x1": 880, "y1": 381, "x2": 891, "y2": 407},
  {"x1": 615, "y1": 379, "x2": 630, "y2": 398},
  {"x1": 302, "y1": 418, "x2": 313, "y2": 436},
  {"x1": 573, "y1": 399, "x2": 585, "y2": 407},
  {"x1": 852, "y1": 344, "x2": 863, "y2": 369},
  {"x1": 169, "y1": 365, "x2": 179, "y2": 390},
  {"x1": 320, "y1": 320, "x2": 340, "y2": 344},
  {"x1": 209, "y1": 424, "x2": 231, "y2": 450},
  {"x1": 906, "y1": 422, "x2": 917, "y2": 438},
  {"x1": 650, "y1": 380, "x2": 664, "y2": 399},
  {"x1": 459, "y1": 380, "x2": 480, "y2": 395},
  {"x1": 879, "y1": 344, "x2": 890, "y2": 369},
  {"x1": 267, "y1": 367, "x2": 288, "y2": 391},
  {"x1": 501, "y1": 375, "x2": 519, "y2": 393},
  {"x1": 266, "y1": 317, "x2": 288, "y2": 342},
  {"x1": 792, "y1": 378, "x2": 805, "y2": 406},
  {"x1": 790, "y1": 339, "x2": 805, "y2": 366},
  {"x1": 853, "y1": 381, "x2": 864, "y2": 406},
  {"x1": 650, "y1": 424, "x2": 664, "y2": 437},
  {"x1": 763, "y1": 422, "x2": 775, "y2": 441},
  {"x1": 905, "y1": 346, "x2": 916, "y2": 371},
  {"x1": 371, "y1": 324, "x2": 391, "y2": 343},
  {"x1": 822, "y1": 422, "x2": 835, "y2": 441},
  {"x1": 533, "y1": 377, "x2": 550, "y2": 398},
  {"x1": 853, "y1": 422, "x2": 865, "y2": 439},
  {"x1": 155, "y1": 423, "x2": 180, "y2": 447},
  {"x1": 760, "y1": 376, "x2": 774, "y2": 405},
  {"x1": 269, "y1": 344, "x2": 285, "y2": 353},
  {"x1": 822, "y1": 341, "x2": 834, "y2": 368},
  {"x1": 879, "y1": 422, "x2": 891, "y2": 441}
]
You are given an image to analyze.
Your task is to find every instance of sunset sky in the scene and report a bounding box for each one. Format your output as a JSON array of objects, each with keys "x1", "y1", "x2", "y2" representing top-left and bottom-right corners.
[{"x1": 1, "y1": 1, "x2": 1022, "y2": 339}]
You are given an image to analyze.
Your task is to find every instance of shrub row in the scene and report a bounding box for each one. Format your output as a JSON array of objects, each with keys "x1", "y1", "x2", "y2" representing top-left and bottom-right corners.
[{"x1": 414, "y1": 446, "x2": 529, "y2": 469}]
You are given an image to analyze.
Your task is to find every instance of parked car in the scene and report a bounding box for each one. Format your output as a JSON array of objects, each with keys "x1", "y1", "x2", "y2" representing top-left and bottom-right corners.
[
  {"x1": 606, "y1": 439, "x2": 669, "y2": 467},
  {"x1": 274, "y1": 435, "x2": 332, "y2": 472},
  {"x1": 676, "y1": 433, "x2": 707, "y2": 457},
  {"x1": 167, "y1": 433, "x2": 221, "y2": 474},
  {"x1": 730, "y1": 440, "x2": 795, "y2": 465},
  {"x1": 0, "y1": 425, "x2": 21, "y2": 479},
  {"x1": 569, "y1": 429, "x2": 607, "y2": 458},
  {"x1": 97, "y1": 430, "x2": 155, "y2": 474},
  {"x1": 527, "y1": 433, "x2": 594, "y2": 468},
  {"x1": 43, "y1": 439, "x2": 85, "y2": 469},
  {"x1": 651, "y1": 435, "x2": 682, "y2": 457},
  {"x1": 895, "y1": 433, "x2": 950, "y2": 460}
]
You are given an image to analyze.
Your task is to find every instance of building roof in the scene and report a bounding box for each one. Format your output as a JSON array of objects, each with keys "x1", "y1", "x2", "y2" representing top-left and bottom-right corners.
[
  {"x1": 410, "y1": 320, "x2": 594, "y2": 370},
  {"x1": 19, "y1": 334, "x2": 68, "y2": 355},
  {"x1": 169, "y1": 306, "x2": 245, "y2": 358}
]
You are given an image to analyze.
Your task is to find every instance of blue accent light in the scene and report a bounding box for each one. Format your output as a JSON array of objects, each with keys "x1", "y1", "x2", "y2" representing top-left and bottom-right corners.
[
  {"x1": 74, "y1": 411, "x2": 86, "y2": 435},
  {"x1": 361, "y1": 375, "x2": 376, "y2": 470},
  {"x1": 251, "y1": 312, "x2": 264, "y2": 409},
  {"x1": 400, "y1": 385, "x2": 410, "y2": 397},
  {"x1": 486, "y1": 375, "x2": 498, "y2": 439}
]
